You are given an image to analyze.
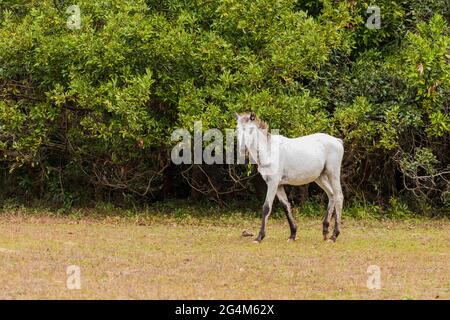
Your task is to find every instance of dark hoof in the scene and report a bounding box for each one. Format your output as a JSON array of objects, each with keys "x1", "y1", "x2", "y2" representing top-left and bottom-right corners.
[
  {"x1": 253, "y1": 234, "x2": 265, "y2": 243},
  {"x1": 254, "y1": 233, "x2": 264, "y2": 243}
]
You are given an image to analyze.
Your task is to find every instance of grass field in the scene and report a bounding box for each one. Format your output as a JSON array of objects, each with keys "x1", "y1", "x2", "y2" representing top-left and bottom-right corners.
[{"x1": 0, "y1": 208, "x2": 448, "y2": 299}]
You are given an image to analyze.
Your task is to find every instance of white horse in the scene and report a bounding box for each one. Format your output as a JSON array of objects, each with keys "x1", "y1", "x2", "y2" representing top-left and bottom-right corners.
[{"x1": 236, "y1": 112, "x2": 344, "y2": 243}]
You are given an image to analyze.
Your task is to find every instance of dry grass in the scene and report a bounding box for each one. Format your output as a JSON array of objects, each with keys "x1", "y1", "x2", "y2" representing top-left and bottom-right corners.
[{"x1": 0, "y1": 210, "x2": 449, "y2": 299}]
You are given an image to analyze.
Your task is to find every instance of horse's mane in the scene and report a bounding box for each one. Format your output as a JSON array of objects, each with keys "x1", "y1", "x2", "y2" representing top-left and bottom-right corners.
[
  {"x1": 255, "y1": 118, "x2": 268, "y2": 130},
  {"x1": 239, "y1": 112, "x2": 269, "y2": 131}
]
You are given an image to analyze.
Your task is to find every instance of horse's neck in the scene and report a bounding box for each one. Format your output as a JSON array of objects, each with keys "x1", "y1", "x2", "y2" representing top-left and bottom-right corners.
[{"x1": 246, "y1": 129, "x2": 270, "y2": 165}]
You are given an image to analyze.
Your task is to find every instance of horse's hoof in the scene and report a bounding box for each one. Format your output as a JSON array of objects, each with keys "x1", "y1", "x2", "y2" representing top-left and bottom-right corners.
[
  {"x1": 253, "y1": 240, "x2": 260, "y2": 244},
  {"x1": 287, "y1": 238, "x2": 295, "y2": 243},
  {"x1": 325, "y1": 239, "x2": 334, "y2": 243}
]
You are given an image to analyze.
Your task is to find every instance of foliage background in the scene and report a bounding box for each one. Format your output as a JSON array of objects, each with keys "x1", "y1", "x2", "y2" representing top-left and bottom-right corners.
[{"x1": 0, "y1": 0, "x2": 449, "y2": 215}]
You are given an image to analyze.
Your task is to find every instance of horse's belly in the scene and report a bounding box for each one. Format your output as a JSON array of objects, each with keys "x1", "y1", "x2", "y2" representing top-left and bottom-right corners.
[
  {"x1": 279, "y1": 158, "x2": 325, "y2": 186},
  {"x1": 282, "y1": 176, "x2": 317, "y2": 186}
]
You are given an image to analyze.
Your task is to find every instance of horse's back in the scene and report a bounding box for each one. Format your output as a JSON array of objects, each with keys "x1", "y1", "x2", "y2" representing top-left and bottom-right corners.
[
  {"x1": 285, "y1": 133, "x2": 343, "y2": 154},
  {"x1": 277, "y1": 133, "x2": 344, "y2": 180}
]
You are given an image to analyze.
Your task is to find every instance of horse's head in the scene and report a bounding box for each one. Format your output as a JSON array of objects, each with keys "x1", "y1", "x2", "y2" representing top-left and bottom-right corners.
[
  {"x1": 236, "y1": 112, "x2": 255, "y2": 152},
  {"x1": 235, "y1": 112, "x2": 268, "y2": 153}
]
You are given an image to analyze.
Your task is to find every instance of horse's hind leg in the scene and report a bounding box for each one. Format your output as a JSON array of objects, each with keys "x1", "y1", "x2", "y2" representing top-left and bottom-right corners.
[
  {"x1": 276, "y1": 185, "x2": 297, "y2": 242},
  {"x1": 255, "y1": 181, "x2": 278, "y2": 243},
  {"x1": 328, "y1": 173, "x2": 343, "y2": 242},
  {"x1": 315, "y1": 175, "x2": 334, "y2": 240}
]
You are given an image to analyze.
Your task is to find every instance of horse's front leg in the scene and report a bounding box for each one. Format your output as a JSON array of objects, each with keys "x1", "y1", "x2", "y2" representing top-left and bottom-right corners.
[
  {"x1": 254, "y1": 181, "x2": 278, "y2": 243},
  {"x1": 276, "y1": 185, "x2": 297, "y2": 242}
]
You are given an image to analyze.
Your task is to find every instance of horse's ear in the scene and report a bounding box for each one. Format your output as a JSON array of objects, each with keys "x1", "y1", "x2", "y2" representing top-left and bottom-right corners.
[
  {"x1": 234, "y1": 112, "x2": 240, "y2": 120},
  {"x1": 250, "y1": 112, "x2": 256, "y2": 121}
]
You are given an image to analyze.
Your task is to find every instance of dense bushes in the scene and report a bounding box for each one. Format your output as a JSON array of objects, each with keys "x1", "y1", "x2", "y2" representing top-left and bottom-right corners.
[{"x1": 0, "y1": 0, "x2": 449, "y2": 214}]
